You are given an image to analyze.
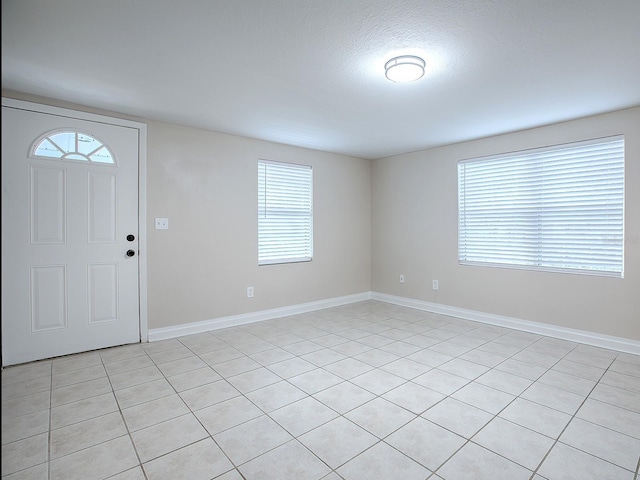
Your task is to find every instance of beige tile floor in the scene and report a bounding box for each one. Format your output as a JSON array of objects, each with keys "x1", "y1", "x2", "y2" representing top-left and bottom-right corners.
[{"x1": 2, "y1": 301, "x2": 639, "y2": 480}]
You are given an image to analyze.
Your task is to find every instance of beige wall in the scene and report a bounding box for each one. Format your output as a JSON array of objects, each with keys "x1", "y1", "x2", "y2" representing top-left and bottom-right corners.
[
  {"x1": 146, "y1": 121, "x2": 371, "y2": 328},
  {"x1": 372, "y1": 107, "x2": 640, "y2": 340}
]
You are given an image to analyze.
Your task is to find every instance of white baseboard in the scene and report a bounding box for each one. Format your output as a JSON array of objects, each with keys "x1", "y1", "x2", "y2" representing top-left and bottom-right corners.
[
  {"x1": 371, "y1": 292, "x2": 640, "y2": 355},
  {"x1": 148, "y1": 292, "x2": 372, "y2": 342}
]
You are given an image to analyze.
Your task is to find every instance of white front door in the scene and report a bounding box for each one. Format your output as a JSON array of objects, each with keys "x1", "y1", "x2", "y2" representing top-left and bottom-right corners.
[{"x1": 1, "y1": 103, "x2": 141, "y2": 366}]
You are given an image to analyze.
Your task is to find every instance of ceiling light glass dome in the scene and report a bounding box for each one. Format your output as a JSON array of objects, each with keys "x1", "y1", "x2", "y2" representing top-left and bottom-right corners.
[{"x1": 385, "y1": 55, "x2": 426, "y2": 83}]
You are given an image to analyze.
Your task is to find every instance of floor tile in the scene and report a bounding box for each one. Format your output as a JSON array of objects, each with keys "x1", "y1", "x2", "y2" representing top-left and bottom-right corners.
[
  {"x1": 283, "y1": 340, "x2": 324, "y2": 356},
  {"x1": 211, "y1": 356, "x2": 261, "y2": 377},
  {"x1": 331, "y1": 341, "x2": 373, "y2": 357},
  {"x1": 51, "y1": 351, "x2": 101, "y2": 373},
  {"x1": 429, "y1": 341, "x2": 474, "y2": 357},
  {"x1": 268, "y1": 357, "x2": 317, "y2": 378},
  {"x1": 312, "y1": 382, "x2": 376, "y2": 414},
  {"x1": 51, "y1": 364, "x2": 106, "y2": 389},
  {"x1": 498, "y1": 398, "x2": 571, "y2": 438},
  {"x1": 249, "y1": 347, "x2": 295, "y2": 366},
  {"x1": 589, "y1": 382, "x2": 640, "y2": 413},
  {"x1": 439, "y1": 358, "x2": 490, "y2": 380},
  {"x1": 380, "y1": 358, "x2": 433, "y2": 380},
  {"x1": 353, "y1": 349, "x2": 400, "y2": 367},
  {"x1": 214, "y1": 415, "x2": 292, "y2": 465},
  {"x1": 50, "y1": 435, "x2": 138, "y2": 480},
  {"x1": 288, "y1": 369, "x2": 343, "y2": 394},
  {"x1": 245, "y1": 381, "x2": 308, "y2": 412},
  {"x1": 407, "y1": 349, "x2": 454, "y2": 368},
  {"x1": 322, "y1": 357, "x2": 374, "y2": 379},
  {"x1": 576, "y1": 398, "x2": 640, "y2": 439},
  {"x1": 165, "y1": 366, "x2": 221, "y2": 392},
  {"x1": 199, "y1": 347, "x2": 244, "y2": 365},
  {"x1": 270, "y1": 397, "x2": 339, "y2": 436},
  {"x1": 475, "y1": 369, "x2": 532, "y2": 396},
  {"x1": 156, "y1": 355, "x2": 207, "y2": 376},
  {"x1": 227, "y1": 367, "x2": 282, "y2": 393},
  {"x1": 1, "y1": 391, "x2": 50, "y2": 420},
  {"x1": 537, "y1": 370, "x2": 596, "y2": 396},
  {"x1": 346, "y1": 397, "x2": 416, "y2": 438},
  {"x1": 99, "y1": 344, "x2": 147, "y2": 364},
  {"x1": 147, "y1": 344, "x2": 198, "y2": 365},
  {"x1": 563, "y1": 350, "x2": 615, "y2": 369},
  {"x1": 459, "y1": 349, "x2": 506, "y2": 368},
  {"x1": 494, "y1": 358, "x2": 547, "y2": 380},
  {"x1": 1, "y1": 409, "x2": 49, "y2": 445},
  {"x1": 386, "y1": 417, "x2": 466, "y2": 470},
  {"x1": 1, "y1": 362, "x2": 51, "y2": 387},
  {"x1": 131, "y1": 413, "x2": 208, "y2": 462},
  {"x1": 413, "y1": 369, "x2": 470, "y2": 395},
  {"x1": 195, "y1": 395, "x2": 262, "y2": 435},
  {"x1": 551, "y1": 359, "x2": 605, "y2": 381},
  {"x1": 103, "y1": 355, "x2": 155, "y2": 376},
  {"x1": 51, "y1": 392, "x2": 118, "y2": 429},
  {"x1": 437, "y1": 442, "x2": 532, "y2": 480},
  {"x1": 471, "y1": 417, "x2": 554, "y2": 470},
  {"x1": 50, "y1": 411, "x2": 126, "y2": 459},
  {"x1": 114, "y1": 378, "x2": 175, "y2": 409},
  {"x1": 422, "y1": 397, "x2": 493, "y2": 439},
  {"x1": 350, "y1": 369, "x2": 406, "y2": 395},
  {"x1": 338, "y1": 441, "x2": 431, "y2": 480},
  {"x1": 520, "y1": 382, "x2": 586, "y2": 415},
  {"x1": 600, "y1": 370, "x2": 640, "y2": 393},
  {"x1": 1, "y1": 433, "x2": 48, "y2": 476},
  {"x1": 239, "y1": 440, "x2": 331, "y2": 480},
  {"x1": 382, "y1": 381, "x2": 445, "y2": 414},
  {"x1": 51, "y1": 376, "x2": 113, "y2": 407},
  {"x1": 108, "y1": 365, "x2": 164, "y2": 391},
  {"x1": 142, "y1": 438, "x2": 233, "y2": 480},
  {"x1": 559, "y1": 417, "x2": 640, "y2": 471},
  {"x1": 301, "y1": 348, "x2": 347, "y2": 367},
  {"x1": 122, "y1": 394, "x2": 189, "y2": 432},
  {"x1": 179, "y1": 379, "x2": 240, "y2": 411},
  {"x1": 298, "y1": 417, "x2": 378, "y2": 468},
  {"x1": 537, "y1": 442, "x2": 634, "y2": 480},
  {"x1": 1, "y1": 462, "x2": 48, "y2": 480},
  {"x1": 451, "y1": 382, "x2": 515, "y2": 415}
]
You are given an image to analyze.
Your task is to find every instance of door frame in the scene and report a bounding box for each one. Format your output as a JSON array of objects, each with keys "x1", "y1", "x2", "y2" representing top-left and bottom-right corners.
[{"x1": 1, "y1": 97, "x2": 149, "y2": 349}]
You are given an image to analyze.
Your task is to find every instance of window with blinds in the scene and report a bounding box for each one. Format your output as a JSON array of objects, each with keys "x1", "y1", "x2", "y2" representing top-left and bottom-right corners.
[
  {"x1": 458, "y1": 136, "x2": 625, "y2": 277},
  {"x1": 258, "y1": 160, "x2": 313, "y2": 265}
]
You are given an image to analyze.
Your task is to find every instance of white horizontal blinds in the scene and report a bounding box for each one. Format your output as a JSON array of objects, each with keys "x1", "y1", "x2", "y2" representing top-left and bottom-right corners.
[
  {"x1": 458, "y1": 136, "x2": 624, "y2": 277},
  {"x1": 258, "y1": 160, "x2": 313, "y2": 265}
]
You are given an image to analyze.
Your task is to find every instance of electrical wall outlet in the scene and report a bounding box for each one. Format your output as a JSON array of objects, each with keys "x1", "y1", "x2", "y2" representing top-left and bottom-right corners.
[
  {"x1": 399, "y1": 274, "x2": 405, "y2": 283},
  {"x1": 432, "y1": 279, "x2": 439, "y2": 290},
  {"x1": 155, "y1": 217, "x2": 169, "y2": 230},
  {"x1": 247, "y1": 286, "x2": 254, "y2": 298}
]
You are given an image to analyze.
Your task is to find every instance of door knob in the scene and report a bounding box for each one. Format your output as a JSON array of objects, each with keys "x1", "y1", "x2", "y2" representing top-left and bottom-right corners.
[
  {"x1": 127, "y1": 234, "x2": 135, "y2": 242},
  {"x1": 126, "y1": 250, "x2": 136, "y2": 257}
]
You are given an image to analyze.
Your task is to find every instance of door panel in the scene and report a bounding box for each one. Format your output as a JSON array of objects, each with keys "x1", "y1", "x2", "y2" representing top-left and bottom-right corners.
[{"x1": 2, "y1": 105, "x2": 141, "y2": 365}]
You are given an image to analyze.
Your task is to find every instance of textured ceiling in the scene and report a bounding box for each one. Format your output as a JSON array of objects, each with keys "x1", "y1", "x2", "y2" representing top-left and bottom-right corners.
[{"x1": 2, "y1": 0, "x2": 639, "y2": 159}]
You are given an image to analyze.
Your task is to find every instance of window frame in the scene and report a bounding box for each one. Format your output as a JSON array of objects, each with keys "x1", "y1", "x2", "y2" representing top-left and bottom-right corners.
[
  {"x1": 257, "y1": 159, "x2": 313, "y2": 266},
  {"x1": 457, "y1": 135, "x2": 625, "y2": 278}
]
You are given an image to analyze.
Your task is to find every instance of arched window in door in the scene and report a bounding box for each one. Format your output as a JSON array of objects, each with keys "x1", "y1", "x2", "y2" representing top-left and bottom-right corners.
[{"x1": 31, "y1": 130, "x2": 116, "y2": 164}]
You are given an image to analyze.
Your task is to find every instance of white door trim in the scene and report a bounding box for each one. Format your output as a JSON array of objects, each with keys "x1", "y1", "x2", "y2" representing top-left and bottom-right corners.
[{"x1": 1, "y1": 97, "x2": 149, "y2": 344}]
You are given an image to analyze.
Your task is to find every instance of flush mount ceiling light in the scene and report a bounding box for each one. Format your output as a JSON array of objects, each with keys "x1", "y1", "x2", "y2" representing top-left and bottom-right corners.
[{"x1": 384, "y1": 55, "x2": 426, "y2": 83}]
